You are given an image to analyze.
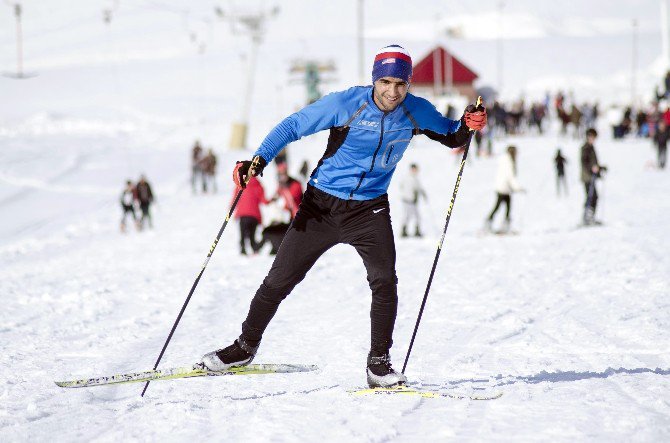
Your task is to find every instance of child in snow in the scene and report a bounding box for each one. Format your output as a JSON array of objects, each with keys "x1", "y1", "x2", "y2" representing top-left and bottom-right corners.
[
  {"x1": 486, "y1": 145, "x2": 523, "y2": 233},
  {"x1": 554, "y1": 148, "x2": 568, "y2": 196},
  {"x1": 399, "y1": 163, "x2": 427, "y2": 237},
  {"x1": 120, "y1": 180, "x2": 137, "y2": 232}
]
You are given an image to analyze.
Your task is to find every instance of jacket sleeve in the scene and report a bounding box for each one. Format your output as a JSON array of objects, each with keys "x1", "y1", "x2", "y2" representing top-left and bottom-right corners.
[
  {"x1": 410, "y1": 96, "x2": 470, "y2": 148},
  {"x1": 254, "y1": 91, "x2": 346, "y2": 162}
]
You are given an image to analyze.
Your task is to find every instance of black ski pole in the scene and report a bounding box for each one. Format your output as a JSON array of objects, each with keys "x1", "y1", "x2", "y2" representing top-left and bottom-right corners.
[
  {"x1": 141, "y1": 159, "x2": 262, "y2": 397},
  {"x1": 402, "y1": 97, "x2": 482, "y2": 374}
]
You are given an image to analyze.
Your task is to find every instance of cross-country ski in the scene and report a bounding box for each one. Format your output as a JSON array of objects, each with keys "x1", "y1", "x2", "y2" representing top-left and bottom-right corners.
[
  {"x1": 55, "y1": 363, "x2": 319, "y2": 388},
  {"x1": 350, "y1": 385, "x2": 503, "y2": 401}
]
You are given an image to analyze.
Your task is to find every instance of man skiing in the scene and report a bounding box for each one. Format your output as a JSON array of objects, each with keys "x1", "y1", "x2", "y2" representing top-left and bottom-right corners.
[
  {"x1": 580, "y1": 128, "x2": 604, "y2": 225},
  {"x1": 201, "y1": 44, "x2": 487, "y2": 388}
]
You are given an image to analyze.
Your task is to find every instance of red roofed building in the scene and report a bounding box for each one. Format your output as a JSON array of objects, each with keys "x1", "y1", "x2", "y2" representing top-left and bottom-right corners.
[{"x1": 411, "y1": 46, "x2": 478, "y2": 99}]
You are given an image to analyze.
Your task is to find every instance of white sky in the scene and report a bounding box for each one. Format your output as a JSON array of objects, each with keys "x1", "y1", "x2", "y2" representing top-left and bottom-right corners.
[{"x1": 0, "y1": 0, "x2": 666, "y2": 124}]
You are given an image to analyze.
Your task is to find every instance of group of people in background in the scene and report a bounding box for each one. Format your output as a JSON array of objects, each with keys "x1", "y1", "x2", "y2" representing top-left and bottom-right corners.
[
  {"x1": 486, "y1": 86, "x2": 670, "y2": 171},
  {"x1": 233, "y1": 161, "x2": 304, "y2": 256},
  {"x1": 485, "y1": 92, "x2": 599, "y2": 140},
  {"x1": 191, "y1": 140, "x2": 219, "y2": 194},
  {"x1": 120, "y1": 82, "x2": 669, "y2": 243},
  {"x1": 485, "y1": 127, "x2": 605, "y2": 232},
  {"x1": 119, "y1": 175, "x2": 154, "y2": 233}
]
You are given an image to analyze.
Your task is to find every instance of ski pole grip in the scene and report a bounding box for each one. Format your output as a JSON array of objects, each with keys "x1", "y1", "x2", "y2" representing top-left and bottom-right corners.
[{"x1": 246, "y1": 156, "x2": 262, "y2": 185}]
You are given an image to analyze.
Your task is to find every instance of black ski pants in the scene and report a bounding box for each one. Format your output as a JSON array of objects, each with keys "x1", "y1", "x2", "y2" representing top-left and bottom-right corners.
[
  {"x1": 488, "y1": 193, "x2": 511, "y2": 221},
  {"x1": 239, "y1": 216, "x2": 262, "y2": 254},
  {"x1": 241, "y1": 185, "x2": 398, "y2": 353}
]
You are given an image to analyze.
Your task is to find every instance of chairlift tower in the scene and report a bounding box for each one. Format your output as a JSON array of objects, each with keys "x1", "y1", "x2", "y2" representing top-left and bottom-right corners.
[
  {"x1": 215, "y1": 5, "x2": 279, "y2": 150},
  {"x1": 289, "y1": 60, "x2": 337, "y2": 105},
  {"x1": 3, "y1": 2, "x2": 35, "y2": 79}
]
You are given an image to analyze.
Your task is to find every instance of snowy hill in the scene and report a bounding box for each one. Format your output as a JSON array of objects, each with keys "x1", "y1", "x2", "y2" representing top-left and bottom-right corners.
[{"x1": 1, "y1": 117, "x2": 669, "y2": 440}]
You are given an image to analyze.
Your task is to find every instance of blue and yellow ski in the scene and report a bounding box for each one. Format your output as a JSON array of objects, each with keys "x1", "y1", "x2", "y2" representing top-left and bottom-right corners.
[{"x1": 55, "y1": 363, "x2": 318, "y2": 388}]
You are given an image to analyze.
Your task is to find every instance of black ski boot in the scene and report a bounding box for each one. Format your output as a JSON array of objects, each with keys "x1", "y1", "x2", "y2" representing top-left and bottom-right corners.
[
  {"x1": 401, "y1": 226, "x2": 408, "y2": 238},
  {"x1": 201, "y1": 336, "x2": 259, "y2": 371},
  {"x1": 366, "y1": 351, "x2": 407, "y2": 388}
]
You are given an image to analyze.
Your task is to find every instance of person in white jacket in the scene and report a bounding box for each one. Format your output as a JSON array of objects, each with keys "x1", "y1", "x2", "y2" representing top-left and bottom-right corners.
[
  {"x1": 399, "y1": 163, "x2": 427, "y2": 237},
  {"x1": 486, "y1": 145, "x2": 523, "y2": 232}
]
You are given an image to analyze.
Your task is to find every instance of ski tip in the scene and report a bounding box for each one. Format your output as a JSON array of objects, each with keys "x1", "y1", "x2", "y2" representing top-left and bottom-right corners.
[{"x1": 471, "y1": 391, "x2": 504, "y2": 400}]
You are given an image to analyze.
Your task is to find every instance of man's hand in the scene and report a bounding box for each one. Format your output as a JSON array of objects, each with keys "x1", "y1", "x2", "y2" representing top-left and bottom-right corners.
[
  {"x1": 232, "y1": 155, "x2": 267, "y2": 189},
  {"x1": 463, "y1": 104, "x2": 487, "y2": 131}
]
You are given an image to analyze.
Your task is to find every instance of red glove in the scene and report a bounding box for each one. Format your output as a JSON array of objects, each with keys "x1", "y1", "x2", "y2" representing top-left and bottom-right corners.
[
  {"x1": 464, "y1": 104, "x2": 487, "y2": 131},
  {"x1": 232, "y1": 155, "x2": 267, "y2": 189}
]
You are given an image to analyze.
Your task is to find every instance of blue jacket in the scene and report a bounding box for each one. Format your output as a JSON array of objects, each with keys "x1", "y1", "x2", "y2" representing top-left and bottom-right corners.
[{"x1": 254, "y1": 86, "x2": 468, "y2": 200}]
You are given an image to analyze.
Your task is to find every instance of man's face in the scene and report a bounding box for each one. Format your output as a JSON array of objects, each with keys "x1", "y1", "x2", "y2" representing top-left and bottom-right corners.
[{"x1": 373, "y1": 76, "x2": 409, "y2": 112}]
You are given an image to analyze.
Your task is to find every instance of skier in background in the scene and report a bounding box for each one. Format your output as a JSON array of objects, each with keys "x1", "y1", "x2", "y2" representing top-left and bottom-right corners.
[
  {"x1": 136, "y1": 175, "x2": 154, "y2": 230},
  {"x1": 399, "y1": 163, "x2": 427, "y2": 237},
  {"x1": 199, "y1": 44, "x2": 486, "y2": 388},
  {"x1": 653, "y1": 120, "x2": 669, "y2": 169},
  {"x1": 191, "y1": 141, "x2": 203, "y2": 194},
  {"x1": 485, "y1": 145, "x2": 523, "y2": 233},
  {"x1": 120, "y1": 180, "x2": 137, "y2": 233},
  {"x1": 580, "y1": 128, "x2": 605, "y2": 225},
  {"x1": 554, "y1": 148, "x2": 568, "y2": 196},
  {"x1": 233, "y1": 176, "x2": 269, "y2": 255}
]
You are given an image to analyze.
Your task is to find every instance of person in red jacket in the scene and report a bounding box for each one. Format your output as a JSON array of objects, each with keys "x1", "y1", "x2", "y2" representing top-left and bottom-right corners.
[
  {"x1": 233, "y1": 176, "x2": 269, "y2": 255},
  {"x1": 275, "y1": 162, "x2": 303, "y2": 220}
]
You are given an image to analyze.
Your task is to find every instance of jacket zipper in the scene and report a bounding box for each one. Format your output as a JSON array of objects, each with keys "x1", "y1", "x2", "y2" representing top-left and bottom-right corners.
[
  {"x1": 385, "y1": 145, "x2": 395, "y2": 164},
  {"x1": 349, "y1": 112, "x2": 387, "y2": 199}
]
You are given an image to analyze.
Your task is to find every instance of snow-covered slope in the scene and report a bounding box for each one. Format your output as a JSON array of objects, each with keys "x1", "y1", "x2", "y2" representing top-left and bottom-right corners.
[{"x1": 1, "y1": 118, "x2": 669, "y2": 441}]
